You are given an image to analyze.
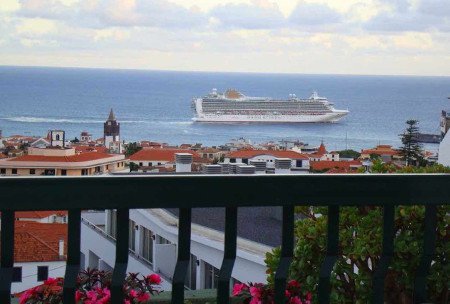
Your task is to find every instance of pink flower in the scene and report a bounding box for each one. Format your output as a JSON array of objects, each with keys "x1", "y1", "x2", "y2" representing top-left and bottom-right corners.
[
  {"x1": 287, "y1": 280, "x2": 301, "y2": 290},
  {"x1": 232, "y1": 283, "x2": 248, "y2": 296},
  {"x1": 124, "y1": 301, "x2": 131, "y2": 304},
  {"x1": 290, "y1": 296, "x2": 303, "y2": 304},
  {"x1": 129, "y1": 289, "x2": 138, "y2": 298},
  {"x1": 136, "y1": 292, "x2": 150, "y2": 303},
  {"x1": 147, "y1": 273, "x2": 162, "y2": 285},
  {"x1": 75, "y1": 290, "x2": 83, "y2": 301},
  {"x1": 249, "y1": 286, "x2": 261, "y2": 299},
  {"x1": 44, "y1": 278, "x2": 59, "y2": 285}
]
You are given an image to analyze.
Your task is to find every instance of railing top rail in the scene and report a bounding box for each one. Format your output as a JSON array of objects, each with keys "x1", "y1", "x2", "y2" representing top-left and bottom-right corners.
[{"x1": 0, "y1": 174, "x2": 449, "y2": 210}]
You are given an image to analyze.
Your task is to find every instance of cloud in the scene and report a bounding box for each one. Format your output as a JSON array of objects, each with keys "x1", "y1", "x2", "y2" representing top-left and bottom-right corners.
[
  {"x1": 16, "y1": 18, "x2": 57, "y2": 36},
  {"x1": 209, "y1": 2, "x2": 285, "y2": 30},
  {"x1": 364, "y1": 0, "x2": 450, "y2": 32},
  {"x1": 289, "y1": 2, "x2": 343, "y2": 27},
  {"x1": 0, "y1": 0, "x2": 20, "y2": 13}
]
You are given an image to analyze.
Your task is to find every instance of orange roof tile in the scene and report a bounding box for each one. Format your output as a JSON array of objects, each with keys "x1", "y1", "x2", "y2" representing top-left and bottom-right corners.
[
  {"x1": 129, "y1": 148, "x2": 201, "y2": 161},
  {"x1": 74, "y1": 145, "x2": 108, "y2": 154},
  {"x1": 7, "y1": 152, "x2": 116, "y2": 162},
  {"x1": 227, "y1": 150, "x2": 309, "y2": 160},
  {"x1": 310, "y1": 160, "x2": 362, "y2": 171},
  {"x1": 13, "y1": 222, "x2": 67, "y2": 263},
  {"x1": 15, "y1": 211, "x2": 67, "y2": 219}
]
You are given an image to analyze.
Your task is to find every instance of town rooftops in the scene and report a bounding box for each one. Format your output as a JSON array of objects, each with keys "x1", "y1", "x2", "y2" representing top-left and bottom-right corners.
[
  {"x1": 4, "y1": 152, "x2": 119, "y2": 163},
  {"x1": 227, "y1": 150, "x2": 309, "y2": 160},
  {"x1": 129, "y1": 148, "x2": 201, "y2": 162},
  {"x1": 14, "y1": 221, "x2": 67, "y2": 263},
  {"x1": 310, "y1": 160, "x2": 362, "y2": 171},
  {"x1": 361, "y1": 145, "x2": 400, "y2": 156}
]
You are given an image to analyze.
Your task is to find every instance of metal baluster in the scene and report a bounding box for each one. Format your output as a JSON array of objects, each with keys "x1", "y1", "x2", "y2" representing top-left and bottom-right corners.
[
  {"x1": 0, "y1": 211, "x2": 14, "y2": 304},
  {"x1": 63, "y1": 210, "x2": 81, "y2": 304},
  {"x1": 111, "y1": 209, "x2": 130, "y2": 304},
  {"x1": 217, "y1": 207, "x2": 238, "y2": 304},
  {"x1": 413, "y1": 205, "x2": 437, "y2": 303},
  {"x1": 372, "y1": 205, "x2": 395, "y2": 304},
  {"x1": 318, "y1": 206, "x2": 339, "y2": 304},
  {"x1": 171, "y1": 208, "x2": 192, "y2": 304},
  {"x1": 275, "y1": 206, "x2": 295, "y2": 303}
]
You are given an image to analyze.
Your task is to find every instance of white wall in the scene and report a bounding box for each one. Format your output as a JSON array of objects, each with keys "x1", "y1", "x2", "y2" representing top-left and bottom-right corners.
[
  {"x1": 80, "y1": 218, "x2": 172, "y2": 291},
  {"x1": 438, "y1": 132, "x2": 450, "y2": 166},
  {"x1": 12, "y1": 261, "x2": 66, "y2": 293}
]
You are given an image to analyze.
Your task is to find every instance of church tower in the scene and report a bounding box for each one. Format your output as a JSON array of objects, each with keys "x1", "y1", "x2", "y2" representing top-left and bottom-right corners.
[{"x1": 104, "y1": 109, "x2": 121, "y2": 153}]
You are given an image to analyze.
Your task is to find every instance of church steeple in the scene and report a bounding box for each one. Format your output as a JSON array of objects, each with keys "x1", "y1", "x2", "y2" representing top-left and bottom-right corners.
[{"x1": 107, "y1": 108, "x2": 116, "y2": 121}]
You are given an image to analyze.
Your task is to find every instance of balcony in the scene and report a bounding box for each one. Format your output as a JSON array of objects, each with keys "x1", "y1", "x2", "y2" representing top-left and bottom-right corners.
[{"x1": 1, "y1": 174, "x2": 449, "y2": 304}]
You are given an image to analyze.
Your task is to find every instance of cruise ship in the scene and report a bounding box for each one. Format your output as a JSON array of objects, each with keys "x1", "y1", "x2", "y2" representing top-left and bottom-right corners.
[{"x1": 192, "y1": 89, "x2": 349, "y2": 123}]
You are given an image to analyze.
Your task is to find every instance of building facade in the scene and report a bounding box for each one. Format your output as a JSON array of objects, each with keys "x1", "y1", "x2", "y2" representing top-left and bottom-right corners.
[
  {"x1": 104, "y1": 109, "x2": 122, "y2": 154},
  {"x1": 0, "y1": 147, "x2": 126, "y2": 176}
]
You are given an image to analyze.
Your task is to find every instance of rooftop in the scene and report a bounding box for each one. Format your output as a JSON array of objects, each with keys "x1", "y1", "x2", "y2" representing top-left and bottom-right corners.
[{"x1": 13, "y1": 221, "x2": 67, "y2": 263}]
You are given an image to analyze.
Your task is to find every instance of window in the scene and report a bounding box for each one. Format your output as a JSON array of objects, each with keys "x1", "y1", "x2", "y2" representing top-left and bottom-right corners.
[
  {"x1": 141, "y1": 227, "x2": 153, "y2": 263},
  {"x1": 81, "y1": 169, "x2": 88, "y2": 176},
  {"x1": 1, "y1": 168, "x2": 6, "y2": 174},
  {"x1": 30, "y1": 169, "x2": 35, "y2": 175},
  {"x1": 12, "y1": 267, "x2": 22, "y2": 282},
  {"x1": 95, "y1": 166, "x2": 101, "y2": 173},
  {"x1": 204, "y1": 263, "x2": 219, "y2": 289},
  {"x1": 242, "y1": 158, "x2": 248, "y2": 164},
  {"x1": 61, "y1": 169, "x2": 67, "y2": 176},
  {"x1": 56, "y1": 134, "x2": 60, "y2": 140},
  {"x1": 230, "y1": 158, "x2": 236, "y2": 163},
  {"x1": 12, "y1": 168, "x2": 17, "y2": 174},
  {"x1": 37, "y1": 266, "x2": 49, "y2": 282},
  {"x1": 139, "y1": 162, "x2": 143, "y2": 166}
]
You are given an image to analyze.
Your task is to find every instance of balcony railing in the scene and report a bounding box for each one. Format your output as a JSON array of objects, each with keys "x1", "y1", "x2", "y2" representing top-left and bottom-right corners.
[{"x1": 1, "y1": 174, "x2": 449, "y2": 304}]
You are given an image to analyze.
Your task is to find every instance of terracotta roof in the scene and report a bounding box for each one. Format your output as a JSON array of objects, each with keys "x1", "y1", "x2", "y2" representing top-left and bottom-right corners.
[
  {"x1": 15, "y1": 211, "x2": 67, "y2": 219},
  {"x1": 227, "y1": 150, "x2": 309, "y2": 160},
  {"x1": 361, "y1": 145, "x2": 400, "y2": 156},
  {"x1": 310, "y1": 160, "x2": 362, "y2": 171},
  {"x1": 6, "y1": 152, "x2": 116, "y2": 162},
  {"x1": 74, "y1": 145, "x2": 108, "y2": 154},
  {"x1": 12, "y1": 222, "x2": 67, "y2": 263},
  {"x1": 129, "y1": 148, "x2": 201, "y2": 161}
]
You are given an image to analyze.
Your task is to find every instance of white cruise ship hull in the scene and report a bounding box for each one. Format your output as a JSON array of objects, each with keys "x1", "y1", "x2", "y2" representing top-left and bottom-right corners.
[{"x1": 193, "y1": 110, "x2": 348, "y2": 123}]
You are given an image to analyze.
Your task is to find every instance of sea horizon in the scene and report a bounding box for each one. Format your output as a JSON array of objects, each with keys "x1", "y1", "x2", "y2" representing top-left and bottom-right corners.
[{"x1": 1, "y1": 65, "x2": 449, "y2": 152}]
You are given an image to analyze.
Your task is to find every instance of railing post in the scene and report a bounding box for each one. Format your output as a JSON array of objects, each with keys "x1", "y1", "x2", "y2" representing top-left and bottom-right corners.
[
  {"x1": 111, "y1": 208, "x2": 130, "y2": 304},
  {"x1": 0, "y1": 211, "x2": 14, "y2": 304},
  {"x1": 274, "y1": 205, "x2": 295, "y2": 304},
  {"x1": 171, "y1": 208, "x2": 192, "y2": 304},
  {"x1": 413, "y1": 205, "x2": 437, "y2": 304},
  {"x1": 372, "y1": 205, "x2": 395, "y2": 304},
  {"x1": 63, "y1": 210, "x2": 81, "y2": 304},
  {"x1": 217, "y1": 207, "x2": 238, "y2": 304},
  {"x1": 318, "y1": 205, "x2": 339, "y2": 304}
]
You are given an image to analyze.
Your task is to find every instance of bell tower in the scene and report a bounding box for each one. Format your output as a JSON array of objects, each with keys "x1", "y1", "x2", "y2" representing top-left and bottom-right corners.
[{"x1": 104, "y1": 109, "x2": 121, "y2": 153}]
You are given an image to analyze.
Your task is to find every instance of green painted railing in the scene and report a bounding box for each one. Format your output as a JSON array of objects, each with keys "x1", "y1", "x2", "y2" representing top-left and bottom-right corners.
[{"x1": 1, "y1": 174, "x2": 449, "y2": 304}]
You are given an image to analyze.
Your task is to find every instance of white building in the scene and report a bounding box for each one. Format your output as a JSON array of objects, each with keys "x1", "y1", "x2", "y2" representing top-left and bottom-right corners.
[
  {"x1": 11, "y1": 221, "x2": 67, "y2": 293},
  {"x1": 224, "y1": 150, "x2": 310, "y2": 172},
  {"x1": 438, "y1": 127, "x2": 450, "y2": 166}
]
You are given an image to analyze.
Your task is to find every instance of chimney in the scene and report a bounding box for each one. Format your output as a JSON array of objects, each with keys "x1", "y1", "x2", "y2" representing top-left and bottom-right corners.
[
  {"x1": 59, "y1": 239, "x2": 65, "y2": 259},
  {"x1": 175, "y1": 153, "x2": 193, "y2": 173},
  {"x1": 275, "y1": 158, "x2": 291, "y2": 174}
]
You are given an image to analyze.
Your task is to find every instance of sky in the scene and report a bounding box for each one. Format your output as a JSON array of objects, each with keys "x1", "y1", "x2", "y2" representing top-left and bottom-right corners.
[{"x1": 0, "y1": 0, "x2": 450, "y2": 76}]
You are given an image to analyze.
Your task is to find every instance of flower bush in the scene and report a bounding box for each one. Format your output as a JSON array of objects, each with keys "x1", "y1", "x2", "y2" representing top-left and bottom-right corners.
[
  {"x1": 232, "y1": 280, "x2": 312, "y2": 304},
  {"x1": 19, "y1": 269, "x2": 162, "y2": 304}
]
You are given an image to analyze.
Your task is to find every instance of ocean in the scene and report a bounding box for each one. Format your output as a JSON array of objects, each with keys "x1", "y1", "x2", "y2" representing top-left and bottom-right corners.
[{"x1": 0, "y1": 66, "x2": 449, "y2": 151}]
